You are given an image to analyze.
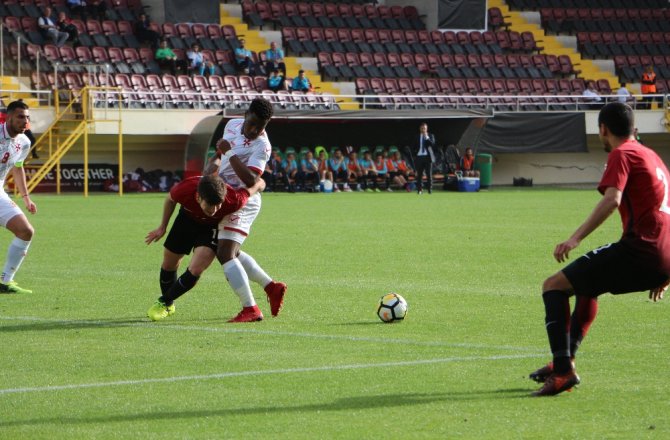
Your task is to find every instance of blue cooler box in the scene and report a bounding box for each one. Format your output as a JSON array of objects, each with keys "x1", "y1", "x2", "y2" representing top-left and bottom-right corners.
[{"x1": 457, "y1": 177, "x2": 480, "y2": 192}]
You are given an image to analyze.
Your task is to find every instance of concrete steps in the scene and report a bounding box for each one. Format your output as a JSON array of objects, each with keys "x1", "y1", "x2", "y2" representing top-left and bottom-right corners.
[{"x1": 219, "y1": 5, "x2": 358, "y2": 110}]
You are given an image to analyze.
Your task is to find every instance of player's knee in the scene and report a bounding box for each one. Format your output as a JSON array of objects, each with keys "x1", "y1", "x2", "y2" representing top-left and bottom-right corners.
[
  {"x1": 542, "y1": 272, "x2": 570, "y2": 293},
  {"x1": 16, "y1": 224, "x2": 34, "y2": 241}
]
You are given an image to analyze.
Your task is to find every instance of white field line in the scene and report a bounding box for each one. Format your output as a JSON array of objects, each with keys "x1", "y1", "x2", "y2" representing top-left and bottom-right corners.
[
  {"x1": 0, "y1": 353, "x2": 544, "y2": 395},
  {"x1": 0, "y1": 315, "x2": 544, "y2": 352}
]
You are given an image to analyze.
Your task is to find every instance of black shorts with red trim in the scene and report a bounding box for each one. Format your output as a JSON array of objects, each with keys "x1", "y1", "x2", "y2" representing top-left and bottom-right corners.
[
  {"x1": 562, "y1": 240, "x2": 667, "y2": 297},
  {"x1": 164, "y1": 209, "x2": 218, "y2": 255}
]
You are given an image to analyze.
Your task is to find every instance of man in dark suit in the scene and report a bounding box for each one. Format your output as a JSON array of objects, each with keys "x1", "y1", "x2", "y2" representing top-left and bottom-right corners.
[{"x1": 412, "y1": 122, "x2": 436, "y2": 194}]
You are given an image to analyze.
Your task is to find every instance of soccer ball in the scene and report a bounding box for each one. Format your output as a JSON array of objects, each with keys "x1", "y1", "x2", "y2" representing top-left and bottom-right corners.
[{"x1": 377, "y1": 293, "x2": 408, "y2": 323}]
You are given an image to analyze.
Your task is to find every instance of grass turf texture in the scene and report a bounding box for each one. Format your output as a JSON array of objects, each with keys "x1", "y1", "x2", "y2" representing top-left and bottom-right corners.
[{"x1": 0, "y1": 189, "x2": 668, "y2": 439}]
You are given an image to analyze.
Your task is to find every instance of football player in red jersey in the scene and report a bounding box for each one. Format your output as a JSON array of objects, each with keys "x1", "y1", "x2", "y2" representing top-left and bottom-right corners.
[
  {"x1": 531, "y1": 102, "x2": 670, "y2": 396},
  {"x1": 145, "y1": 174, "x2": 264, "y2": 321}
]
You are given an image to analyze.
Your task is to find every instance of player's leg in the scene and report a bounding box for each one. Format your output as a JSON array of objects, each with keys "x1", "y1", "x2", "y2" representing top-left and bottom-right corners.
[
  {"x1": 237, "y1": 250, "x2": 286, "y2": 317},
  {"x1": 217, "y1": 197, "x2": 264, "y2": 322},
  {"x1": 0, "y1": 198, "x2": 34, "y2": 294},
  {"x1": 569, "y1": 295, "x2": 598, "y2": 359},
  {"x1": 159, "y1": 247, "x2": 182, "y2": 295}
]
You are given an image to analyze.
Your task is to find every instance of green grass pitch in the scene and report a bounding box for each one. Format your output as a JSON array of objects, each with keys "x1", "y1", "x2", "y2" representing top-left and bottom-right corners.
[{"x1": 0, "y1": 189, "x2": 668, "y2": 439}]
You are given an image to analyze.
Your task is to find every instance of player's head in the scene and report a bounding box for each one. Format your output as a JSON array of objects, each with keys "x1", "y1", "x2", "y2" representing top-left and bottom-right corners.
[
  {"x1": 5, "y1": 100, "x2": 30, "y2": 137},
  {"x1": 598, "y1": 102, "x2": 634, "y2": 152},
  {"x1": 196, "y1": 175, "x2": 226, "y2": 217},
  {"x1": 243, "y1": 98, "x2": 273, "y2": 140}
]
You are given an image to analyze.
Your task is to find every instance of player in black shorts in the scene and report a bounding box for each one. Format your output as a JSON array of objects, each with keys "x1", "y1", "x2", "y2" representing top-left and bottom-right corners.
[{"x1": 530, "y1": 103, "x2": 670, "y2": 396}]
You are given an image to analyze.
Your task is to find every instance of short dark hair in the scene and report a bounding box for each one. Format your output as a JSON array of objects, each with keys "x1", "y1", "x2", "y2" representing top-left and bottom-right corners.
[
  {"x1": 598, "y1": 102, "x2": 634, "y2": 138},
  {"x1": 248, "y1": 97, "x2": 274, "y2": 122},
  {"x1": 7, "y1": 100, "x2": 29, "y2": 114},
  {"x1": 197, "y1": 175, "x2": 227, "y2": 205}
]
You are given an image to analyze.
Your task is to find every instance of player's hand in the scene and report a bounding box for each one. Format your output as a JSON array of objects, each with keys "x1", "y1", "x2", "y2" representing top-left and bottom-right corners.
[
  {"x1": 23, "y1": 197, "x2": 37, "y2": 214},
  {"x1": 553, "y1": 237, "x2": 580, "y2": 263},
  {"x1": 145, "y1": 227, "x2": 166, "y2": 245},
  {"x1": 216, "y1": 139, "x2": 231, "y2": 155},
  {"x1": 649, "y1": 278, "x2": 670, "y2": 302}
]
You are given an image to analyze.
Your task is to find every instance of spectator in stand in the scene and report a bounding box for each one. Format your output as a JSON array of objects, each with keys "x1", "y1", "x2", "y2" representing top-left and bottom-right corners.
[
  {"x1": 265, "y1": 42, "x2": 286, "y2": 76},
  {"x1": 155, "y1": 40, "x2": 186, "y2": 75},
  {"x1": 186, "y1": 43, "x2": 215, "y2": 76},
  {"x1": 234, "y1": 39, "x2": 255, "y2": 75},
  {"x1": 56, "y1": 11, "x2": 79, "y2": 45},
  {"x1": 291, "y1": 70, "x2": 312, "y2": 93},
  {"x1": 134, "y1": 12, "x2": 160, "y2": 49},
  {"x1": 282, "y1": 152, "x2": 298, "y2": 192},
  {"x1": 66, "y1": 0, "x2": 88, "y2": 21},
  {"x1": 328, "y1": 148, "x2": 350, "y2": 192},
  {"x1": 267, "y1": 70, "x2": 286, "y2": 92},
  {"x1": 616, "y1": 83, "x2": 633, "y2": 104},
  {"x1": 641, "y1": 65, "x2": 658, "y2": 109},
  {"x1": 87, "y1": 0, "x2": 107, "y2": 21},
  {"x1": 38, "y1": 7, "x2": 69, "y2": 47},
  {"x1": 460, "y1": 147, "x2": 480, "y2": 178},
  {"x1": 299, "y1": 150, "x2": 319, "y2": 191},
  {"x1": 358, "y1": 151, "x2": 379, "y2": 192},
  {"x1": 582, "y1": 81, "x2": 603, "y2": 109},
  {"x1": 262, "y1": 150, "x2": 288, "y2": 192}
]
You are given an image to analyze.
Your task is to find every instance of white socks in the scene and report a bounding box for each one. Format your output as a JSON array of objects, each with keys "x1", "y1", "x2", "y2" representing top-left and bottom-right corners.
[
  {"x1": 2, "y1": 238, "x2": 31, "y2": 283},
  {"x1": 237, "y1": 251, "x2": 272, "y2": 288},
  {"x1": 222, "y1": 258, "x2": 256, "y2": 307}
]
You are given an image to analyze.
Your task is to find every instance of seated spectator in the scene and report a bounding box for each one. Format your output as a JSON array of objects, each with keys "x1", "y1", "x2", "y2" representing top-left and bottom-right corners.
[
  {"x1": 316, "y1": 150, "x2": 334, "y2": 188},
  {"x1": 582, "y1": 81, "x2": 603, "y2": 109},
  {"x1": 57, "y1": 11, "x2": 79, "y2": 45},
  {"x1": 66, "y1": 0, "x2": 88, "y2": 21},
  {"x1": 328, "y1": 148, "x2": 351, "y2": 192},
  {"x1": 155, "y1": 40, "x2": 187, "y2": 75},
  {"x1": 282, "y1": 152, "x2": 298, "y2": 192},
  {"x1": 344, "y1": 150, "x2": 364, "y2": 191},
  {"x1": 134, "y1": 13, "x2": 160, "y2": 49},
  {"x1": 265, "y1": 42, "x2": 286, "y2": 76},
  {"x1": 385, "y1": 153, "x2": 410, "y2": 192},
  {"x1": 299, "y1": 150, "x2": 320, "y2": 191},
  {"x1": 391, "y1": 150, "x2": 414, "y2": 184},
  {"x1": 358, "y1": 151, "x2": 379, "y2": 192},
  {"x1": 616, "y1": 83, "x2": 633, "y2": 104},
  {"x1": 187, "y1": 43, "x2": 215, "y2": 76},
  {"x1": 38, "y1": 7, "x2": 69, "y2": 47},
  {"x1": 234, "y1": 39, "x2": 255, "y2": 74},
  {"x1": 262, "y1": 149, "x2": 288, "y2": 192},
  {"x1": 87, "y1": 0, "x2": 107, "y2": 21},
  {"x1": 267, "y1": 70, "x2": 286, "y2": 92},
  {"x1": 291, "y1": 70, "x2": 313, "y2": 93},
  {"x1": 460, "y1": 147, "x2": 480, "y2": 178}
]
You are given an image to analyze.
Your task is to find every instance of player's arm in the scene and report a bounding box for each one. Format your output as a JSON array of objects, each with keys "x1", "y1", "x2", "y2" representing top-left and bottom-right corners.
[
  {"x1": 245, "y1": 177, "x2": 266, "y2": 197},
  {"x1": 11, "y1": 165, "x2": 36, "y2": 214},
  {"x1": 649, "y1": 277, "x2": 670, "y2": 302},
  {"x1": 554, "y1": 186, "x2": 621, "y2": 262},
  {"x1": 203, "y1": 139, "x2": 227, "y2": 175},
  {"x1": 145, "y1": 194, "x2": 177, "y2": 245},
  {"x1": 218, "y1": 139, "x2": 261, "y2": 188}
]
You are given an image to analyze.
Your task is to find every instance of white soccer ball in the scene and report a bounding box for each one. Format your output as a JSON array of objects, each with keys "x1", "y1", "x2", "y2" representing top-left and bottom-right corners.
[{"x1": 377, "y1": 293, "x2": 408, "y2": 323}]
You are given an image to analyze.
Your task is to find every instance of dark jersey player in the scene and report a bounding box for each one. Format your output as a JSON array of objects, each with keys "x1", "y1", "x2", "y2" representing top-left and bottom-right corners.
[
  {"x1": 531, "y1": 102, "x2": 670, "y2": 396},
  {"x1": 145, "y1": 174, "x2": 265, "y2": 321}
]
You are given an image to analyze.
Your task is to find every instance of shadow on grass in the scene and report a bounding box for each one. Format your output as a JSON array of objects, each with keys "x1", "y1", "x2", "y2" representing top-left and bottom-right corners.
[
  {"x1": 0, "y1": 317, "x2": 147, "y2": 333},
  {"x1": 0, "y1": 390, "x2": 531, "y2": 427}
]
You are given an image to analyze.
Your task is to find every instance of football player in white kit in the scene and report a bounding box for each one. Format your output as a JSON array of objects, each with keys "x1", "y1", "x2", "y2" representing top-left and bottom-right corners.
[
  {"x1": 212, "y1": 98, "x2": 286, "y2": 322},
  {"x1": 0, "y1": 100, "x2": 37, "y2": 294}
]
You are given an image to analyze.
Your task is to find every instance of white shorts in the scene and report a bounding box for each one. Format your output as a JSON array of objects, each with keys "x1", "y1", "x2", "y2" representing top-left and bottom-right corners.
[
  {"x1": 218, "y1": 192, "x2": 261, "y2": 244},
  {"x1": 0, "y1": 190, "x2": 24, "y2": 227}
]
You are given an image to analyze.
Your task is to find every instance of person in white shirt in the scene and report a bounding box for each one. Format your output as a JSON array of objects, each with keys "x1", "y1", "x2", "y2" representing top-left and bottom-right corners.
[
  {"x1": 616, "y1": 84, "x2": 632, "y2": 104},
  {"x1": 207, "y1": 98, "x2": 286, "y2": 322},
  {"x1": 37, "y1": 7, "x2": 69, "y2": 47},
  {"x1": 582, "y1": 81, "x2": 603, "y2": 109},
  {"x1": 0, "y1": 101, "x2": 37, "y2": 294}
]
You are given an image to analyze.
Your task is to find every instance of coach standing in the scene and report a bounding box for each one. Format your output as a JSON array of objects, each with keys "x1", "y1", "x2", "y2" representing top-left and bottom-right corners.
[{"x1": 412, "y1": 122, "x2": 436, "y2": 195}]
